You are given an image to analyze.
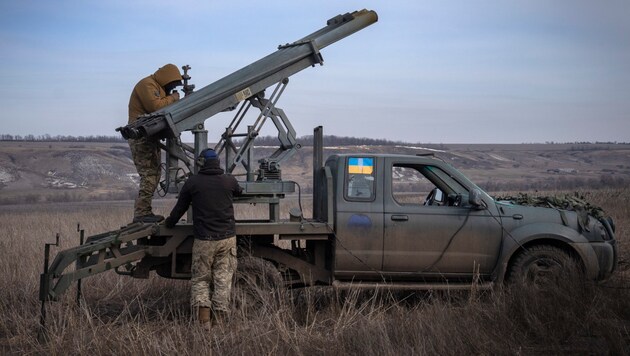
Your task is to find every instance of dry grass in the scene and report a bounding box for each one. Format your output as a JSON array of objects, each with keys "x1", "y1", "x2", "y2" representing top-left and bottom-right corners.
[{"x1": 1, "y1": 189, "x2": 629, "y2": 355}]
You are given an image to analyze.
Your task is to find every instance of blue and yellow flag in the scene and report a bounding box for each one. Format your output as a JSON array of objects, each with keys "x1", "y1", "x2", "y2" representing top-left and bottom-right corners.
[{"x1": 348, "y1": 157, "x2": 373, "y2": 174}]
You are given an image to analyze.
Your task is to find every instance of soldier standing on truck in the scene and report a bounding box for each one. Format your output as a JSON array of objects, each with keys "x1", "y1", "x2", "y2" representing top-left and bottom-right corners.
[
  {"x1": 128, "y1": 63, "x2": 183, "y2": 223},
  {"x1": 164, "y1": 149, "x2": 243, "y2": 327}
]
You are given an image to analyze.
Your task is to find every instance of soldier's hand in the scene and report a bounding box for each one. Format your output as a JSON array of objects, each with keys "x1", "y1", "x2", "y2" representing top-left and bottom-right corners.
[
  {"x1": 164, "y1": 217, "x2": 176, "y2": 228},
  {"x1": 171, "y1": 91, "x2": 180, "y2": 101}
]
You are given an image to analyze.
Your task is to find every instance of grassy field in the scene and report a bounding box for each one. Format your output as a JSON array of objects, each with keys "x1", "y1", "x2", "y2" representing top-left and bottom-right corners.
[{"x1": 1, "y1": 189, "x2": 629, "y2": 355}]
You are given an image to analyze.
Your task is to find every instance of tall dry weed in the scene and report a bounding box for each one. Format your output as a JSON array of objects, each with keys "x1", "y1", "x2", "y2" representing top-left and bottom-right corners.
[{"x1": 0, "y1": 189, "x2": 629, "y2": 354}]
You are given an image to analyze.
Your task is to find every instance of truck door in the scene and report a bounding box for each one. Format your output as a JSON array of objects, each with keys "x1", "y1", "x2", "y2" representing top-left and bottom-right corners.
[
  {"x1": 333, "y1": 156, "x2": 384, "y2": 280},
  {"x1": 382, "y1": 157, "x2": 502, "y2": 280}
]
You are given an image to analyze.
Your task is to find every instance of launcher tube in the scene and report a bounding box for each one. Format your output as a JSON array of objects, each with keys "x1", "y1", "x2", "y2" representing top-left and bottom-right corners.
[{"x1": 118, "y1": 9, "x2": 377, "y2": 140}]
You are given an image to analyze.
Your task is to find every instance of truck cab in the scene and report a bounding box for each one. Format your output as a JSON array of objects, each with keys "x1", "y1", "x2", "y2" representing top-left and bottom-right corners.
[
  {"x1": 326, "y1": 154, "x2": 503, "y2": 283},
  {"x1": 324, "y1": 154, "x2": 616, "y2": 286}
]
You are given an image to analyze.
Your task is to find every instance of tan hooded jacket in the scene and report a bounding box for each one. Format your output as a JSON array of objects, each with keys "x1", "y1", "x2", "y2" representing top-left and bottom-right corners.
[{"x1": 128, "y1": 64, "x2": 183, "y2": 123}]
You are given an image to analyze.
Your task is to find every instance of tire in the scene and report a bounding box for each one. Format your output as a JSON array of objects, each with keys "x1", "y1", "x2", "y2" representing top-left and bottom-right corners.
[
  {"x1": 232, "y1": 256, "x2": 283, "y2": 312},
  {"x1": 506, "y1": 245, "x2": 584, "y2": 288}
]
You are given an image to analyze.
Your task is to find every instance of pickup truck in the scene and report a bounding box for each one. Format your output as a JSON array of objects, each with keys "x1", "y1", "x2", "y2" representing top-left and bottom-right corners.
[
  {"x1": 320, "y1": 151, "x2": 617, "y2": 287},
  {"x1": 39, "y1": 132, "x2": 618, "y2": 301}
]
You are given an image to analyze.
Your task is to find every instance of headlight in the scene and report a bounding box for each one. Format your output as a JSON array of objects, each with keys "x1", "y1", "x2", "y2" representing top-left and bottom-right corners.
[{"x1": 601, "y1": 217, "x2": 615, "y2": 241}]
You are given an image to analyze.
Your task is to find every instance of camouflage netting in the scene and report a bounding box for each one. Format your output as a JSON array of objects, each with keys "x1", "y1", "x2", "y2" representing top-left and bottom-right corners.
[
  {"x1": 494, "y1": 192, "x2": 606, "y2": 219},
  {"x1": 493, "y1": 192, "x2": 608, "y2": 233}
]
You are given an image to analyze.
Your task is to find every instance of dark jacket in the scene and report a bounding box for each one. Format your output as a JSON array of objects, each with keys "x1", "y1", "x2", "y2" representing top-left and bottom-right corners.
[{"x1": 167, "y1": 159, "x2": 243, "y2": 240}]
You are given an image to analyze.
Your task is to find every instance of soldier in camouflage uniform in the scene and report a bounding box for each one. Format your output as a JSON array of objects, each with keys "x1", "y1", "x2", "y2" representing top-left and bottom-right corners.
[
  {"x1": 191, "y1": 238, "x2": 237, "y2": 315},
  {"x1": 164, "y1": 149, "x2": 242, "y2": 326},
  {"x1": 128, "y1": 64, "x2": 183, "y2": 223}
]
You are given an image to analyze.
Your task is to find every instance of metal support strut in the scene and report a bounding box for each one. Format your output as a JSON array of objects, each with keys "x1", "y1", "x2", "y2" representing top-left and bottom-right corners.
[
  {"x1": 38, "y1": 233, "x2": 60, "y2": 343},
  {"x1": 215, "y1": 77, "x2": 298, "y2": 179}
]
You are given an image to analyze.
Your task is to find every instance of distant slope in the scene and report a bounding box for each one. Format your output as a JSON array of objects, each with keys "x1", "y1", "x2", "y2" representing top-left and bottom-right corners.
[
  {"x1": 0, "y1": 142, "x2": 137, "y2": 203},
  {"x1": 1, "y1": 141, "x2": 629, "y2": 204}
]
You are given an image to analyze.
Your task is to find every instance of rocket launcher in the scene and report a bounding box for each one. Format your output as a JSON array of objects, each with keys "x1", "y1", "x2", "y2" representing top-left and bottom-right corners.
[
  {"x1": 38, "y1": 11, "x2": 377, "y2": 311},
  {"x1": 116, "y1": 10, "x2": 377, "y2": 141},
  {"x1": 115, "y1": 9, "x2": 377, "y2": 200}
]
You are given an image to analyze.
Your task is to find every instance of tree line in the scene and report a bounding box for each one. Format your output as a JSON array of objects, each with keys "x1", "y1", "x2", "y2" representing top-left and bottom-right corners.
[
  {"x1": 238, "y1": 135, "x2": 415, "y2": 147},
  {"x1": 0, "y1": 134, "x2": 125, "y2": 142},
  {"x1": 3, "y1": 133, "x2": 627, "y2": 145},
  {"x1": 2, "y1": 133, "x2": 411, "y2": 145}
]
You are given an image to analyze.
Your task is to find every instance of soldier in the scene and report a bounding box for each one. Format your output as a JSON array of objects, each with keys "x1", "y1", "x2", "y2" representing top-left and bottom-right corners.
[
  {"x1": 164, "y1": 148, "x2": 243, "y2": 326},
  {"x1": 128, "y1": 63, "x2": 183, "y2": 223}
]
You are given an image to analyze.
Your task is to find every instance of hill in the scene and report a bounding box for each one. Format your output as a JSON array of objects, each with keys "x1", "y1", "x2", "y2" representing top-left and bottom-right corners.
[{"x1": 1, "y1": 141, "x2": 629, "y2": 204}]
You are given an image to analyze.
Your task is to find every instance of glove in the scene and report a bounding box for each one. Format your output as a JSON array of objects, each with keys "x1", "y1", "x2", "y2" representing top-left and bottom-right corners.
[
  {"x1": 164, "y1": 216, "x2": 176, "y2": 228},
  {"x1": 170, "y1": 91, "x2": 180, "y2": 101}
]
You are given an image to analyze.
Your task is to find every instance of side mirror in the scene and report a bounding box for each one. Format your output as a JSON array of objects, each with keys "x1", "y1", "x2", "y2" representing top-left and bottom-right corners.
[{"x1": 469, "y1": 188, "x2": 486, "y2": 209}]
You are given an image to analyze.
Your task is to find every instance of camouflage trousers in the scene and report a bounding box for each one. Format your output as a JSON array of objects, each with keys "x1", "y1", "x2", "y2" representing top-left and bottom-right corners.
[
  {"x1": 191, "y1": 236, "x2": 237, "y2": 312},
  {"x1": 129, "y1": 137, "x2": 160, "y2": 217}
]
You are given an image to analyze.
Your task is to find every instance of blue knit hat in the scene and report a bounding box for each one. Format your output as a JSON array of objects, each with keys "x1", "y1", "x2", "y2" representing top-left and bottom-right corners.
[{"x1": 201, "y1": 149, "x2": 218, "y2": 160}]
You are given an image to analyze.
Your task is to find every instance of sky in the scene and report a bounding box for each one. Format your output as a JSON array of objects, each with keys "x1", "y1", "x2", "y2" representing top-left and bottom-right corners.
[{"x1": 0, "y1": 0, "x2": 629, "y2": 144}]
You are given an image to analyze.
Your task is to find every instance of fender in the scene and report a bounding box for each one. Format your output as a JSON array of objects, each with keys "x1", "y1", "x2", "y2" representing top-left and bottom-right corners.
[{"x1": 492, "y1": 222, "x2": 600, "y2": 282}]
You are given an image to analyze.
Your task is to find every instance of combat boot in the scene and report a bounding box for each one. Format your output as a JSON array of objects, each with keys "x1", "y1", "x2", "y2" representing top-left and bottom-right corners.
[{"x1": 198, "y1": 307, "x2": 211, "y2": 325}]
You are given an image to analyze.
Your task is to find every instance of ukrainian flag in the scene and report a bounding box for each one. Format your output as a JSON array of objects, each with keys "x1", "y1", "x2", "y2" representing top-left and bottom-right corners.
[{"x1": 348, "y1": 157, "x2": 373, "y2": 174}]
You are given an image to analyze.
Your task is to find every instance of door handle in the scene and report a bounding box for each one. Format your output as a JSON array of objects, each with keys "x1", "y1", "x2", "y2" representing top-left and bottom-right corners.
[{"x1": 391, "y1": 215, "x2": 409, "y2": 221}]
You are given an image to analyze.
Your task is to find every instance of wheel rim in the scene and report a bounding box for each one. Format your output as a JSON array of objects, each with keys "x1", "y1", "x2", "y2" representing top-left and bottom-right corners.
[{"x1": 525, "y1": 257, "x2": 563, "y2": 286}]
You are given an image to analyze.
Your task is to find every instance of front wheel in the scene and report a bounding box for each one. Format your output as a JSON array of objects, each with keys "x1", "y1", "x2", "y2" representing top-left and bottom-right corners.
[{"x1": 506, "y1": 245, "x2": 584, "y2": 288}]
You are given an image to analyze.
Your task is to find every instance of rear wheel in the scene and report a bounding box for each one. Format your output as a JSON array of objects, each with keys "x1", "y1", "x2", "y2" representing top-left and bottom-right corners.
[
  {"x1": 232, "y1": 256, "x2": 283, "y2": 312},
  {"x1": 507, "y1": 245, "x2": 584, "y2": 288}
]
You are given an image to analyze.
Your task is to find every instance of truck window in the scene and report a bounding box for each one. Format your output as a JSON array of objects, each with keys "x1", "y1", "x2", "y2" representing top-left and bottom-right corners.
[
  {"x1": 345, "y1": 157, "x2": 375, "y2": 201},
  {"x1": 392, "y1": 165, "x2": 434, "y2": 205},
  {"x1": 392, "y1": 164, "x2": 467, "y2": 206}
]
